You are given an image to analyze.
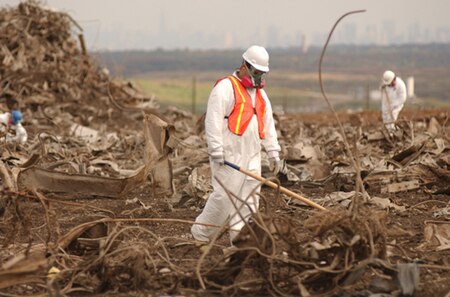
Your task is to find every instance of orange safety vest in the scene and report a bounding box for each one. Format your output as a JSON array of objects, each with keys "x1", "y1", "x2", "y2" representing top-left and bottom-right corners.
[{"x1": 220, "y1": 75, "x2": 266, "y2": 139}]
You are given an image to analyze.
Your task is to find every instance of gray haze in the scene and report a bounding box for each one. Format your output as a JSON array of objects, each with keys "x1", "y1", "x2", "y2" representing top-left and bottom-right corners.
[{"x1": 2, "y1": 0, "x2": 450, "y2": 50}]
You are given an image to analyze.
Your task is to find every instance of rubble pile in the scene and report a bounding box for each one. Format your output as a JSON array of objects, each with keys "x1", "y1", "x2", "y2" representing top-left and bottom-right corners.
[
  {"x1": 0, "y1": 1, "x2": 167, "y2": 190},
  {"x1": 0, "y1": 0, "x2": 158, "y2": 134},
  {"x1": 276, "y1": 110, "x2": 450, "y2": 198},
  {"x1": 175, "y1": 109, "x2": 449, "y2": 295},
  {"x1": 201, "y1": 205, "x2": 388, "y2": 295}
]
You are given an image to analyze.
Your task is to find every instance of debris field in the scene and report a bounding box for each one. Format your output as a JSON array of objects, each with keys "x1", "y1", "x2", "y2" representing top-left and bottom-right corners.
[{"x1": 0, "y1": 2, "x2": 449, "y2": 297}]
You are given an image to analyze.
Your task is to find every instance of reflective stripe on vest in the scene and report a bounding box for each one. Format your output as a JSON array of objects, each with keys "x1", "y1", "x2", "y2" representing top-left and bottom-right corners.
[{"x1": 226, "y1": 75, "x2": 266, "y2": 139}]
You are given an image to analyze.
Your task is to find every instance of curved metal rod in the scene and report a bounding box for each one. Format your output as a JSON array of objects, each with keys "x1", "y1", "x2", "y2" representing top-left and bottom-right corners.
[
  {"x1": 318, "y1": 9, "x2": 366, "y2": 114},
  {"x1": 318, "y1": 10, "x2": 367, "y2": 211}
]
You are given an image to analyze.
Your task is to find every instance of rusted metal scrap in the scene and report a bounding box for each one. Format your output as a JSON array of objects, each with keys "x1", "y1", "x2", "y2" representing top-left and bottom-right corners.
[
  {"x1": 17, "y1": 165, "x2": 147, "y2": 198},
  {"x1": 384, "y1": 180, "x2": 421, "y2": 194},
  {"x1": 17, "y1": 114, "x2": 174, "y2": 198},
  {"x1": 0, "y1": 160, "x2": 16, "y2": 191},
  {"x1": 0, "y1": 247, "x2": 47, "y2": 289}
]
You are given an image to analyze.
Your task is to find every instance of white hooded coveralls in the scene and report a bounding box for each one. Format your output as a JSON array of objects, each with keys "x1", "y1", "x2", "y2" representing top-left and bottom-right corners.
[
  {"x1": 381, "y1": 77, "x2": 406, "y2": 131},
  {"x1": 191, "y1": 71, "x2": 281, "y2": 242},
  {"x1": 0, "y1": 112, "x2": 27, "y2": 144}
]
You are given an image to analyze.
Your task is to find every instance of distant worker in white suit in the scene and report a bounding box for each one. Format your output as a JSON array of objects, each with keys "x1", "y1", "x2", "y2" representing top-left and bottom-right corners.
[
  {"x1": 381, "y1": 70, "x2": 407, "y2": 132},
  {"x1": 0, "y1": 110, "x2": 27, "y2": 145},
  {"x1": 191, "y1": 45, "x2": 281, "y2": 244}
]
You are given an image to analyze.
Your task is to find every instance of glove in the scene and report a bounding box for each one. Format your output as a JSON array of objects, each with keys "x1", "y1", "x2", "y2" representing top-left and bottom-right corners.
[
  {"x1": 268, "y1": 150, "x2": 281, "y2": 175},
  {"x1": 269, "y1": 156, "x2": 281, "y2": 175},
  {"x1": 210, "y1": 152, "x2": 224, "y2": 166}
]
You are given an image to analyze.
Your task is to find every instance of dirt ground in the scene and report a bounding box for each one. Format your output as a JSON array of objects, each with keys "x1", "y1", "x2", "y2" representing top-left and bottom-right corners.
[{"x1": 1, "y1": 107, "x2": 449, "y2": 297}]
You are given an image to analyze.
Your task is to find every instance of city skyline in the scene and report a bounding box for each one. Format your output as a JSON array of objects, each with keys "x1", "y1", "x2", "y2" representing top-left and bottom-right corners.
[
  {"x1": 1, "y1": 0, "x2": 450, "y2": 50},
  {"x1": 95, "y1": 19, "x2": 448, "y2": 51}
]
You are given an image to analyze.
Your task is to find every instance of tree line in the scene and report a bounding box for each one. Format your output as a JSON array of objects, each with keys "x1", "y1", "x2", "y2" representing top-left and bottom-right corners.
[{"x1": 94, "y1": 44, "x2": 450, "y2": 77}]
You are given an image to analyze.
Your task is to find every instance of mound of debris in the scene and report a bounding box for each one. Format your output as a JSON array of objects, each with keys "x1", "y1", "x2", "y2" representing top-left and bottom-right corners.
[
  {"x1": 0, "y1": 0, "x2": 158, "y2": 134},
  {"x1": 0, "y1": 1, "x2": 173, "y2": 198}
]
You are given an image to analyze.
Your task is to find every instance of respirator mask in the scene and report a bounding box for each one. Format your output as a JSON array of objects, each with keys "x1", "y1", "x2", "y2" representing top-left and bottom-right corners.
[{"x1": 241, "y1": 61, "x2": 267, "y2": 89}]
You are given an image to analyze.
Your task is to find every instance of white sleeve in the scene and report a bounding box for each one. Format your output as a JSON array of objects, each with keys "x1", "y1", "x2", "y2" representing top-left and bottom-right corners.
[
  {"x1": 395, "y1": 78, "x2": 407, "y2": 106},
  {"x1": 260, "y1": 90, "x2": 281, "y2": 156},
  {"x1": 204, "y1": 79, "x2": 234, "y2": 156},
  {"x1": 15, "y1": 123, "x2": 28, "y2": 144},
  {"x1": 381, "y1": 94, "x2": 391, "y2": 124},
  {"x1": 0, "y1": 113, "x2": 10, "y2": 126}
]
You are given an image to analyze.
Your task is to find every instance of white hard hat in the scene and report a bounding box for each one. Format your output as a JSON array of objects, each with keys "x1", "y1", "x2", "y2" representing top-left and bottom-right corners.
[
  {"x1": 242, "y1": 45, "x2": 269, "y2": 72},
  {"x1": 382, "y1": 70, "x2": 395, "y2": 85}
]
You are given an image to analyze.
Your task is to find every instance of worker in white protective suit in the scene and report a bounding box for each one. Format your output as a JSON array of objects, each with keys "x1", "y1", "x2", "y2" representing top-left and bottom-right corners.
[
  {"x1": 191, "y1": 45, "x2": 281, "y2": 244},
  {"x1": 381, "y1": 70, "x2": 407, "y2": 132},
  {"x1": 0, "y1": 110, "x2": 28, "y2": 145}
]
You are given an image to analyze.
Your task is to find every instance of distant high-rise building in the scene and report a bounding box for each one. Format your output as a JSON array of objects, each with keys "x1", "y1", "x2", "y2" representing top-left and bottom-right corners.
[
  {"x1": 364, "y1": 25, "x2": 378, "y2": 44},
  {"x1": 436, "y1": 27, "x2": 450, "y2": 43},
  {"x1": 342, "y1": 23, "x2": 357, "y2": 44},
  {"x1": 224, "y1": 31, "x2": 233, "y2": 48},
  {"x1": 381, "y1": 20, "x2": 396, "y2": 44},
  {"x1": 423, "y1": 28, "x2": 431, "y2": 43},
  {"x1": 301, "y1": 34, "x2": 308, "y2": 54},
  {"x1": 407, "y1": 23, "x2": 421, "y2": 43}
]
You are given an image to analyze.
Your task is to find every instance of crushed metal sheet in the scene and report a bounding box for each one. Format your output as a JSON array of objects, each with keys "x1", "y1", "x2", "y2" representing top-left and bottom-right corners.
[
  {"x1": 17, "y1": 114, "x2": 173, "y2": 198},
  {"x1": 0, "y1": 249, "x2": 47, "y2": 289},
  {"x1": 427, "y1": 117, "x2": 441, "y2": 136},
  {"x1": 418, "y1": 222, "x2": 450, "y2": 251},
  {"x1": 182, "y1": 164, "x2": 212, "y2": 203},
  {"x1": 371, "y1": 197, "x2": 406, "y2": 212}
]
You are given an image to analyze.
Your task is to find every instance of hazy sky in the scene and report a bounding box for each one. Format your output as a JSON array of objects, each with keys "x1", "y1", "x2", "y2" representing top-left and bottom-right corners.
[{"x1": 2, "y1": 0, "x2": 450, "y2": 50}]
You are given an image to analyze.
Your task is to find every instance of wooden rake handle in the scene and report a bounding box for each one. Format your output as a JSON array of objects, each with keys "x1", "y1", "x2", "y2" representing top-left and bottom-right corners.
[{"x1": 224, "y1": 160, "x2": 327, "y2": 211}]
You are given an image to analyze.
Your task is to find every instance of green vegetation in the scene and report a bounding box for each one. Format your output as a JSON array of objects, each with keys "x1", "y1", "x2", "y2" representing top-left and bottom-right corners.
[
  {"x1": 132, "y1": 72, "x2": 332, "y2": 114},
  {"x1": 133, "y1": 76, "x2": 212, "y2": 113}
]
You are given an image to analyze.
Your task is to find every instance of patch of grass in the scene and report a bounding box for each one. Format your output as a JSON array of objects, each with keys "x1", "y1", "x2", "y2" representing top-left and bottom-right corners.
[
  {"x1": 132, "y1": 74, "x2": 324, "y2": 114},
  {"x1": 132, "y1": 77, "x2": 212, "y2": 114}
]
